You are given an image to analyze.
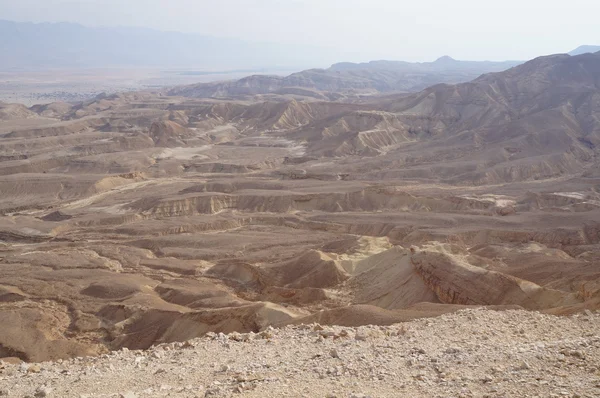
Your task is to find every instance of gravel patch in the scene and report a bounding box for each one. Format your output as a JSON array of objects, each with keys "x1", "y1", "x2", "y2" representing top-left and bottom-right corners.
[{"x1": 1, "y1": 309, "x2": 599, "y2": 398}]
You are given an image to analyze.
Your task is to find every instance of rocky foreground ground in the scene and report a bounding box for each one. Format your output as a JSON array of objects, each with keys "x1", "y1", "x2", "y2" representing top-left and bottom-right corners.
[{"x1": 0, "y1": 309, "x2": 599, "y2": 398}]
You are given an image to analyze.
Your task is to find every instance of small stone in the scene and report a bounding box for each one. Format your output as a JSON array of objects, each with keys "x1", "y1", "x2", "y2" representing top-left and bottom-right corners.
[
  {"x1": 229, "y1": 333, "x2": 243, "y2": 342},
  {"x1": 119, "y1": 393, "x2": 137, "y2": 398},
  {"x1": 182, "y1": 340, "x2": 195, "y2": 348},
  {"x1": 320, "y1": 331, "x2": 337, "y2": 338},
  {"x1": 481, "y1": 375, "x2": 493, "y2": 383},
  {"x1": 515, "y1": 361, "x2": 531, "y2": 370},
  {"x1": 205, "y1": 387, "x2": 220, "y2": 397},
  {"x1": 355, "y1": 333, "x2": 368, "y2": 341},
  {"x1": 584, "y1": 309, "x2": 594, "y2": 317},
  {"x1": 28, "y1": 365, "x2": 41, "y2": 373},
  {"x1": 570, "y1": 350, "x2": 585, "y2": 359},
  {"x1": 34, "y1": 387, "x2": 53, "y2": 398},
  {"x1": 329, "y1": 349, "x2": 340, "y2": 359}
]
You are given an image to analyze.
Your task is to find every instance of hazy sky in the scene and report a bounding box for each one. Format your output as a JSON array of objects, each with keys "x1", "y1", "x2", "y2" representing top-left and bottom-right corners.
[{"x1": 1, "y1": 0, "x2": 598, "y2": 62}]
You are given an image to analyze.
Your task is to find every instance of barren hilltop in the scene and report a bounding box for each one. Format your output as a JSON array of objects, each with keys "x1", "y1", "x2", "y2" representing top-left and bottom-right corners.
[{"x1": 0, "y1": 50, "x2": 600, "y2": 396}]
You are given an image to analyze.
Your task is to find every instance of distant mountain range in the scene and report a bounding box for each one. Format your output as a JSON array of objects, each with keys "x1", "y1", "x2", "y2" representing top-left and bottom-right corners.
[
  {"x1": 165, "y1": 50, "x2": 600, "y2": 183},
  {"x1": 1, "y1": 18, "x2": 597, "y2": 83},
  {"x1": 169, "y1": 56, "x2": 522, "y2": 99},
  {"x1": 0, "y1": 20, "x2": 338, "y2": 70},
  {"x1": 170, "y1": 45, "x2": 599, "y2": 99},
  {"x1": 569, "y1": 45, "x2": 600, "y2": 56}
]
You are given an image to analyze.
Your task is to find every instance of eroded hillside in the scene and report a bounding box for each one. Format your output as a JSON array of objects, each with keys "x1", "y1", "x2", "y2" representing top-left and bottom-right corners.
[{"x1": 0, "y1": 52, "x2": 599, "y2": 363}]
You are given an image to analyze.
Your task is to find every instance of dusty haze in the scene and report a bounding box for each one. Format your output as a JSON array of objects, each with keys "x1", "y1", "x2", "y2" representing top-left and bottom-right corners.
[{"x1": 1, "y1": 0, "x2": 599, "y2": 62}]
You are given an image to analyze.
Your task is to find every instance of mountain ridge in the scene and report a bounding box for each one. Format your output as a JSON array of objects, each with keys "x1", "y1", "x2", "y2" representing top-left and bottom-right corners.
[
  {"x1": 569, "y1": 45, "x2": 600, "y2": 56},
  {"x1": 168, "y1": 57, "x2": 523, "y2": 99}
]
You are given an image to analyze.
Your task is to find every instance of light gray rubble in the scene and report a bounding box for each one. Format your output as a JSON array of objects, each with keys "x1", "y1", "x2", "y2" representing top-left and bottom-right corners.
[{"x1": 0, "y1": 309, "x2": 599, "y2": 398}]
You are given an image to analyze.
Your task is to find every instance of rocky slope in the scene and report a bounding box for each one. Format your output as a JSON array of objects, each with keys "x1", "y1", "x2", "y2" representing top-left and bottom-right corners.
[{"x1": 0, "y1": 309, "x2": 598, "y2": 398}]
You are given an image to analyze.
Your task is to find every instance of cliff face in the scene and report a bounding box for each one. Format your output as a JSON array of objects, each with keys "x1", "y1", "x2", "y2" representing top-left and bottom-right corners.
[{"x1": 410, "y1": 247, "x2": 580, "y2": 310}]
